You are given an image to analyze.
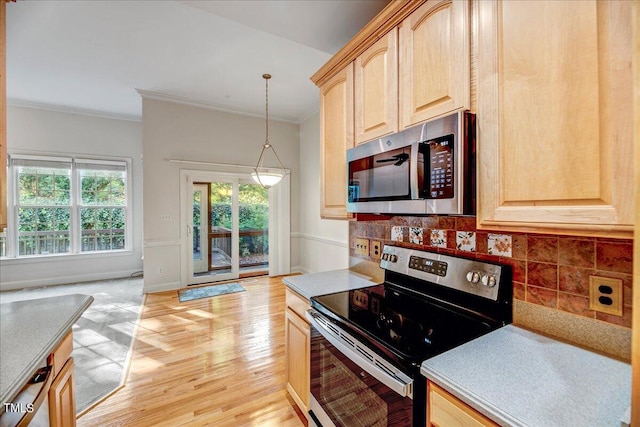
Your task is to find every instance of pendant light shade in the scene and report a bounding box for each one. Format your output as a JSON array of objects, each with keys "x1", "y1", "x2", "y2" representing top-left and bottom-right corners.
[{"x1": 252, "y1": 74, "x2": 288, "y2": 188}]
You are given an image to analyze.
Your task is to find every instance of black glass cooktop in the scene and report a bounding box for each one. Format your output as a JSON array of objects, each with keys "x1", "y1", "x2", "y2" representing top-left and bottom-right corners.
[{"x1": 311, "y1": 283, "x2": 496, "y2": 371}]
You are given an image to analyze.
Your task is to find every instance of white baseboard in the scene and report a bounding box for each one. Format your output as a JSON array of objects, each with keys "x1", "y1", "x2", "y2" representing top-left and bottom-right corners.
[
  {"x1": 143, "y1": 281, "x2": 182, "y2": 294},
  {"x1": 0, "y1": 269, "x2": 143, "y2": 292}
]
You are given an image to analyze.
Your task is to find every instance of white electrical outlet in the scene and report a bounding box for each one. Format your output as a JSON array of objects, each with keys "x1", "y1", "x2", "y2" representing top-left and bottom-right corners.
[{"x1": 159, "y1": 267, "x2": 165, "y2": 275}]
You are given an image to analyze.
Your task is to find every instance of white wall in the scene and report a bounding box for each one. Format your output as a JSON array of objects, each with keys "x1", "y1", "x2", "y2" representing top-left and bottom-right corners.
[
  {"x1": 141, "y1": 98, "x2": 300, "y2": 293},
  {"x1": 2, "y1": 104, "x2": 347, "y2": 291},
  {"x1": 1, "y1": 106, "x2": 144, "y2": 290},
  {"x1": 296, "y1": 112, "x2": 349, "y2": 273}
]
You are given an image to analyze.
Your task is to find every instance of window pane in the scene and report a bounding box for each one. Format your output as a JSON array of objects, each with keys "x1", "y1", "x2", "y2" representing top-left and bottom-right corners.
[
  {"x1": 17, "y1": 208, "x2": 36, "y2": 232},
  {"x1": 80, "y1": 170, "x2": 126, "y2": 206},
  {"x1": 80, "y1": 207, "x2": 125, "y2": 252},
  {"x1": 81, "y1": 208, "x2": 95, "y2": 230},
  {"x1": 17, "y1": 207, "x2": 70, "y2": 256},
  {"x1": 17, "y1": 166, "x2": 70, "y2": 206},
  {"x1": 18, "y1": 174, "x2": 37, "y2": 204},
  {"x1": 110, "y1": 178, "x2": 126, "y2": 204},
  {"x1": 55, "y1": 175, "x2": 71, "y2": 204}
]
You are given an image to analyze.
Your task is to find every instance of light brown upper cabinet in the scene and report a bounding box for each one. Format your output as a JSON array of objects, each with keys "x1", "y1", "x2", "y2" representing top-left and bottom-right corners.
[
  {"x1": 319, "y1": 63, "x2": 354, "y2": 219},
  {"x1": 354, "y1": 28, "x2": 398, "y2": 145},
  {"x1": 476, "y1": 0, "x2": 633, "y2": 238},
  {"x1": 399, "y1": 0, "x2": 470, "y2": 128}
]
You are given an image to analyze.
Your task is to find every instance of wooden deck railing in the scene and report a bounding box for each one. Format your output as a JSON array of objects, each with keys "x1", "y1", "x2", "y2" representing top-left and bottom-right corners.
[{"x1": 193, "y1": 226, "x2": 268, "y2": 269}]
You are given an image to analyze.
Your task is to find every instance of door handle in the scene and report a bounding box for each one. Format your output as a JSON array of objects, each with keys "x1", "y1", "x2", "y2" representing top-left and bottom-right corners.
[{"x1": 376, "y1": 153, "x2": 409, "y2": 166}]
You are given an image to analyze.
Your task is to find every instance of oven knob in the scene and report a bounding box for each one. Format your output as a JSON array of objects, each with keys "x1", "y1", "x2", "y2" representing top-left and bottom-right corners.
[
  {"x1": 389, "y1": 254, "x2": 398, "y2": 263},
  {"x1": 466, "y1": 271, "x2": 481, "y2": 284},
  {"x1": 481, "y1": 274, "x2": 497, "y2": 287}
]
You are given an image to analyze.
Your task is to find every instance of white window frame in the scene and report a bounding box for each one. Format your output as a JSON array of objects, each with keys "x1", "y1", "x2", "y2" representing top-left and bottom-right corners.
[{"x1": 3, "y1": 152, "x2": 133, "y2": 259}]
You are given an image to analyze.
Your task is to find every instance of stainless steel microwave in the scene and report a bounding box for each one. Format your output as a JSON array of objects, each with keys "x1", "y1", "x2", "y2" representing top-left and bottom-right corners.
[{"x1": 346, "y1": 111, "x2": 475, "y2": 215}]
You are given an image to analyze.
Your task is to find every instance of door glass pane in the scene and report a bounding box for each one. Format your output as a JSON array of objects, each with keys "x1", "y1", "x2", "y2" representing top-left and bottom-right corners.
[
  {"x1": 210, "y1": 182, "x2": 233, "y2": 276},
  {"x1": 192, "y1": 185, "x2": 209, "y2": 274},
  {"x1": 238, "y1": 183, "x2": 268, "y2": 272}
]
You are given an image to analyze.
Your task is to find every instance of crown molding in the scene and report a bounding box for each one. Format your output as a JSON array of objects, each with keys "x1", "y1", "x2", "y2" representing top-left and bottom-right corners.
[
  {"x1": 311, "y1": 0, "x2": 426, "y2": 86},
  {"x1": 136, "y1": 89, "x2": 299, "y2": 124},
  {"x1": 7, "y1": 99, "x2": 142, "y2": 122}
]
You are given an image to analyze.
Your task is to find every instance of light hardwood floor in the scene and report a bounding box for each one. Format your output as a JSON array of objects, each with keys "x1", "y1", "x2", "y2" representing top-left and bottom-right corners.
[{"x1": 77, "y1": 276, "x2": 306, "y2": 427}]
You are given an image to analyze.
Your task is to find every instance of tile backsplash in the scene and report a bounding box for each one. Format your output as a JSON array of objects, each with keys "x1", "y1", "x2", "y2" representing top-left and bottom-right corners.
[{"x1": 350, "y1": 215, "x2": 633, "y2": 329}]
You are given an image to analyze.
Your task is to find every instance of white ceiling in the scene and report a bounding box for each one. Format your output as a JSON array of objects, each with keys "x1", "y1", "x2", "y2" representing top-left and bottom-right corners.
[{"x1": 6, "y1": 0, "x2": 389, "y2": 123}]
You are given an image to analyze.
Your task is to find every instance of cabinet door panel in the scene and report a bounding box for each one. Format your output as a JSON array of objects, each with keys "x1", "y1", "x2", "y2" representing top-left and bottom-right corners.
[
  {"x1": 320, "y1": 64, "x2": 354, "y2": 219},
  {"x1": 49, "y1": 358, "x2": 76, "y2": 427},
  {"x1": 501, "y1": 1, "x2": 599, "y2": 202},
  {"x1": 285, "y1": 308, "x2": 310, "y2": 411},
  {"x1": 355, "y1": 29, "x2": 398, "y2": 144},
  {"x1": 400, "y1": 0, "x2": 469, "y2": 127},
  {"x1": 477, "y1": 0, "x2": 633, "y2": 237}
]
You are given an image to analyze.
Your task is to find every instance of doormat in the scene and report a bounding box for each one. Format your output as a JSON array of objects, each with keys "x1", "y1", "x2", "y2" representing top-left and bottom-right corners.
[{"x1": 178, "y1": 282, "x2": 245, "y2": 302}]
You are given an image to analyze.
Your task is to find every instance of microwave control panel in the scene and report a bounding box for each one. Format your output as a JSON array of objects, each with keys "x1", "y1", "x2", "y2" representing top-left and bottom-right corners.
[{"x1": 421, "y1": 134, "x2": 454, "y2": 199}]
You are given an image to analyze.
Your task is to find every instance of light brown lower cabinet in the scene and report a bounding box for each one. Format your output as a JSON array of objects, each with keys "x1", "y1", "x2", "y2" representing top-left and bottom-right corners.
[
  {"x1": 48, "y1": 331, "x2": 76, "y2": 427},
  {"x1": 48, "y1": 359, "x2": 75, "y2": 427},
  {"x1": 428, "y1": 381, "x2": 498, "y2": 427},
  {"x1": 285, "y1": 289, "x2": 310, "y2": 415}
]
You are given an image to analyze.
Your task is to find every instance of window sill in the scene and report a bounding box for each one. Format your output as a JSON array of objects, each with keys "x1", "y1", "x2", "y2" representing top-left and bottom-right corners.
[{"x1": 0, "y1": 250, "x2": 135, "y2": 266}]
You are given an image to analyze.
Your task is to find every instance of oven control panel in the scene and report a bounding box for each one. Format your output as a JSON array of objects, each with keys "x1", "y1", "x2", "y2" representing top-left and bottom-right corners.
[
  {"x1": 380, "y1": 245, "x2": 505, "y2": 301},
  {"x1": 408, "y1": 256, "x2": 447, "y2": 276}
]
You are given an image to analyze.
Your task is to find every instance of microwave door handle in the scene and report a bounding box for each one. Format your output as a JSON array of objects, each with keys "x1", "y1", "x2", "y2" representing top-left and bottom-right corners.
[
  {"x1": 410, "y1": 142, "x2": 419, "y2": 199},
  {"x1": 376, "y1": 153, "x2": 409, "y2": 165}
]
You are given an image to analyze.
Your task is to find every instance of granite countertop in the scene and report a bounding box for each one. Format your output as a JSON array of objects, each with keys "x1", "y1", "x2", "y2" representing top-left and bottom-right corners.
[
  {"x1": 0, "y1": 294, "x2": 94, "y2": 405},
  {"x1": 421, "y1": 325, "x2": 631, "y2": 427},
  {"x1": 282, "y1": 269, "x2": 381, "y2": 299}
]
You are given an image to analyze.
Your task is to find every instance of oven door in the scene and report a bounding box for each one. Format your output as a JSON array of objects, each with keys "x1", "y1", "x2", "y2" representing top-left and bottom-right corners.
[{"x1": 306, "y1": 309, "x2": 413, "y2": 427}]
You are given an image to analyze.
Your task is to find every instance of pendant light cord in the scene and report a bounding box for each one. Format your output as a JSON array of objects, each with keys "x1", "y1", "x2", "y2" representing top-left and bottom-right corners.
[
  {"x1": 264, "y1": 73, "x2": 270, "y2": 148},
  {"x1": 253, "y1": 73, "x2": 288, "y2": 188}
]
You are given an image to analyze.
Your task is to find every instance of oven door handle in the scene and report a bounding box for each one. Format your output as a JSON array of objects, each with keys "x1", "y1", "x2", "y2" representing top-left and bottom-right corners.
[{"x1": 306, "y1": 309, "x2": 413, "y2": 398}]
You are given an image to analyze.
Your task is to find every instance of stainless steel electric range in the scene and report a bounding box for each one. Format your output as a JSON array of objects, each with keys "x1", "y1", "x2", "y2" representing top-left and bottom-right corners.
[{"x1": 306, "y1": 244, "x2": 513, "y2": 427}]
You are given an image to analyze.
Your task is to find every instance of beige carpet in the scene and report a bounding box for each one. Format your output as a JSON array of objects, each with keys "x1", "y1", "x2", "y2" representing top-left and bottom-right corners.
[{"x1": 0, "y1": 276, "x2": 144, "y2": 413}]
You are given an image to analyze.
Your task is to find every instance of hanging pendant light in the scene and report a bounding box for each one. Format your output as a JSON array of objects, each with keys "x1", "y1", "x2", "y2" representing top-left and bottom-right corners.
[{"x1": 251, "y1": 73, "x2": 288, "y2": 188}]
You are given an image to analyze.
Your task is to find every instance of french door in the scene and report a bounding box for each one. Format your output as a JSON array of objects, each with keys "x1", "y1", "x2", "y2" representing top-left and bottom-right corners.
[{"x1": 182, "y1": 171, "x2": 271, "y2": 286}]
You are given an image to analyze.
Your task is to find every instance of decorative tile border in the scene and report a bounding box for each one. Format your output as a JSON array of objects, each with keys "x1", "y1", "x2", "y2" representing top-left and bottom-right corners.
[
  {"x1": 488, "y1": 233, "x2": 512, "y2": 257},
  {"x1": 456, "y1": 231, "x2": 476, "y2": 252},
  {"x1": 348, "y1": 215, "x2": 634, "y2": 329},
  {"x1": 391, "y1": 226, "x2": 403, "y2": 242},
  {"x1": 430, "y1": 229, "x2": 447, "y2": 248},
  {"x1": 409, "y1": 227, "x2": 423, "y2": 245}
]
